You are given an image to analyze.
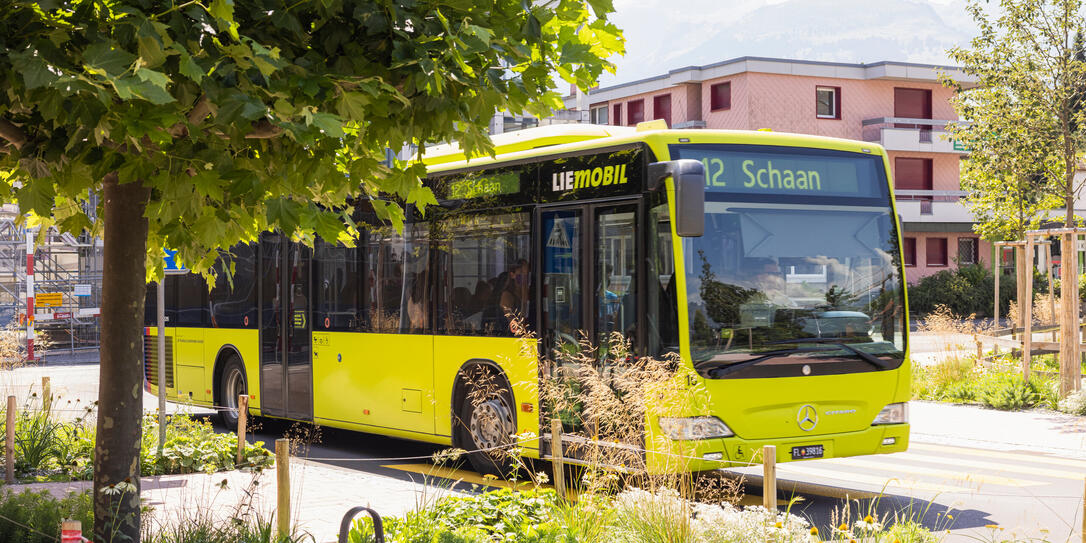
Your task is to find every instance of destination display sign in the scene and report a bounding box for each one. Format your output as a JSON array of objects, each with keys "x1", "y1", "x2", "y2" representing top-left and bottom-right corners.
[
  {"x1": 445, "y1": 171, "x2": 520, "y2": 200},
  {"x1": 672, "y1": 145, "x2": 884, "y2": 199}
]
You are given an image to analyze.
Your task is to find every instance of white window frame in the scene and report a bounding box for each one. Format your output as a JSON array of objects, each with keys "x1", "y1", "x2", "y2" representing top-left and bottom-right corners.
[
  {"x1": 816, "y1": 86, "x2": 838, "y2": 119},
  {"x1": 590, "y1": 105, "x2": 609, "y2": 125}
]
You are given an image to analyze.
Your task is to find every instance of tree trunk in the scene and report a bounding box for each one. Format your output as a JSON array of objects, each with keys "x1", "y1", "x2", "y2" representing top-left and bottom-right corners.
[{"x1": 94, "y1": 173, "x2": 150, "y2": 543}]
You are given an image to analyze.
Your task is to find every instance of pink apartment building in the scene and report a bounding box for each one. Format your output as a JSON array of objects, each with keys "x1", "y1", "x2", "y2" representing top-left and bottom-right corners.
[{"x1": 560, "y1": 57, "x2": 981, "y2": 284}]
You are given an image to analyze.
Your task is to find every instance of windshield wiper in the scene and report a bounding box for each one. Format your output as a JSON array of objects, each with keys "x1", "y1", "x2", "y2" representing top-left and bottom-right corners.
[
  {"x1": 697, "y1": 341, "x2": 893, "y2": 378},
  {"x1": 695, "y1": 347, "x2": 839, "y2": 378},
  {"x1": 766, "y1": 338, "x2": 893, "y2": 371}
]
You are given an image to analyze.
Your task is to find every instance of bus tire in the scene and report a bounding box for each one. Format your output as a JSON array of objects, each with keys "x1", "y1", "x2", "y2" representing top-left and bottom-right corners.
[
  {"x1": 217, "y1": 355, "x2": 248, "y2": 431},
  {"x1": 457, "y1": 378, "x2": 517, "y2": 477}
]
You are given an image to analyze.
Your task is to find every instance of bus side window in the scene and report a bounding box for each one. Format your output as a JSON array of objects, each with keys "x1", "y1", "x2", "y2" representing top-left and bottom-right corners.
[
  {"x1": 209, "y1": 243, "x2": 257, "y2": 328},
  {"x1": 313, "y1": 239, "x2": 362, "y2": 332},
  {"x1": 366, "y1": 222, "x2": 430, "y2": 334},
  {"x1": 435, "y1": 210, "x2": 531, "y2": 337},
  {"x1": 174, "y1": 272, "x2": 209, "y2": 326}
]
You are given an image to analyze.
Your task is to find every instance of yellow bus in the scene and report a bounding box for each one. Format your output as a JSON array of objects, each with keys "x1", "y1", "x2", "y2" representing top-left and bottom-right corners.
[{"x1": 145, "y1": 121, "x2": 910, "y2": 475}]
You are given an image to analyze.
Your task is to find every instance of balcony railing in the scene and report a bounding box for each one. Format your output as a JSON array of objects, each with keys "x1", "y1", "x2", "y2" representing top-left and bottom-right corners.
[
  {"x1": 861, "y1": 117, "x2": 968, "y2": 154},
  {"x1": 894, "y1": 190, "x2": 967, "y2": 216},
  {"x1": 893, "y1": 190, "x2": 973, "y2": 222}
]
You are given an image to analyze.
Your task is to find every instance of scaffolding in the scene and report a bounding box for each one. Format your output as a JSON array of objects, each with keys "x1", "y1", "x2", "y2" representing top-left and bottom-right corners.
[{"x1": 0, "y1": 204, "x2": 103, "y2": 354}]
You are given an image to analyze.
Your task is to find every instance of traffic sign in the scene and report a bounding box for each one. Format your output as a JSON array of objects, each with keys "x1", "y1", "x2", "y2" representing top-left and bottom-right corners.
[
  {"x1": 37, "y1": 292, "x2": 63, "y2": 307},
  {"x1": 163, "y1": 249, "x2": 188, "y2": 275}
]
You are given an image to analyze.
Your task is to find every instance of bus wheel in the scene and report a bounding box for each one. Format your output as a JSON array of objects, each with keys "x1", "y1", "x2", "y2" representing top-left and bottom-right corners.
[
  {"x1": 458, "y1": 381, "x2": 517, "y2": 477},
  {"x1": 218, "y1": 356, "x2": 247, "y2": 430}
]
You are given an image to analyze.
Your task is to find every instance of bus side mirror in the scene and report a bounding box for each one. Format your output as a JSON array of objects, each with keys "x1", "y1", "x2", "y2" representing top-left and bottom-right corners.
[{"x1": 649, "y1": 159, "x2": 705, "y2": 237}]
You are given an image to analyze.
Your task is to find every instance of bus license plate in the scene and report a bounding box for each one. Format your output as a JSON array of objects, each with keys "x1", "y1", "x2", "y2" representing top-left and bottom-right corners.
[{"x1": 791, "y1": 444, "x2": 823, "y2": 460}]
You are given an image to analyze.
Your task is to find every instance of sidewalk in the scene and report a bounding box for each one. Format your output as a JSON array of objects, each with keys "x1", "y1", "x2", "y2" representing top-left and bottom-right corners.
[
  {"x1": 910, "y1": 400, "x2": 1086, "y2": 458},
  {"x1": 19, "y1": 460, "x2": 462, "y2": 542}
]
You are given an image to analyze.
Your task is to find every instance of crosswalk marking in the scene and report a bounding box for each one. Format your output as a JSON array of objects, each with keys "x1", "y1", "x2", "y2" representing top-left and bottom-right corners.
[
  {"x1": 383, "y1": 463, "x2": 543, "y2": 491},
  {"x1": 909, "y1": 442, "x2": 1086, "y2": 470},
  {"x1": 772, "y1": 464, "x2": 974, "y2": 494},
  {"x1": 893, "y1": 452, "x2": 1083, "y2": 482},
  {"x1": 818, "y1": 457, "x2": 1043, "y2": 487}
]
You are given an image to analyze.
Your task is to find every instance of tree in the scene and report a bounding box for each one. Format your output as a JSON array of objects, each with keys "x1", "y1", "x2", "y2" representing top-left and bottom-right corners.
[
  {"x1": 946, "y1": 0, "x2": 1085, "y2": 396},
  {"x1": 0, "y1": 1, "x2": 622, "y2": 539},
  {"x1": 948, "y1": 0, "x2": 1086, "y2": 229}
]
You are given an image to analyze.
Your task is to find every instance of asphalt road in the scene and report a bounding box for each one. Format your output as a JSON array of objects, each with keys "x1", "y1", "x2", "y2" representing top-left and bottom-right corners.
[{"x1": 6, "y1": 356, "x2": 1084, "y2": 541}]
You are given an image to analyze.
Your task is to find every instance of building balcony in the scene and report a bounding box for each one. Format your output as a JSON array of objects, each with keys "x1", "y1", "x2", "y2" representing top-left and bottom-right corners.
[
  {"x1": 894, "y1": 190, "x2": 973, "y2": 223},
  {"x1": 861, "y1": 118, "x2": 968, "y2": 154}
]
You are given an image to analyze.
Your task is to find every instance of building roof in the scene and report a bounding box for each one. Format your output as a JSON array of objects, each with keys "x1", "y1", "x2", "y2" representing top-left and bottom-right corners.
[{"x1": 565, "y1": 56, "x2": 976, "y2": 106}]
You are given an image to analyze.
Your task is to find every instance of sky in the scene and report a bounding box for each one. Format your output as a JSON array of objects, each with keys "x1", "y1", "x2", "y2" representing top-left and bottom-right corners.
[{"x1": 598, "y1": 0, "x2": 981, "y2": 86}]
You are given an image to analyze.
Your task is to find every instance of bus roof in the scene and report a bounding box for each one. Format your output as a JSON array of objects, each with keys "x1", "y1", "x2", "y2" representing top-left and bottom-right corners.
[{"x1": 422, "y1": 122, "x2": 887, "y2": 174}]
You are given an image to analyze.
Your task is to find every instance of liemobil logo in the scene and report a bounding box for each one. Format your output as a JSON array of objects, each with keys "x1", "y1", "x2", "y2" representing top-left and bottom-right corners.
[
  {"x1": 551, "y1": 164, "x2": 630, "y2": 192},
  {"x1": 796, "y1": 404, "x2": 818, "y2": 432}
]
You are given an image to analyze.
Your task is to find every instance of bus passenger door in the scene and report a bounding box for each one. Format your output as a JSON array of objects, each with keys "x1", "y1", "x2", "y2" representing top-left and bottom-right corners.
[
  {"x1": 259, "y1": 233, "x2": 314, "y2": 420},
  {"x1": 540, "y1": 201, "x2": 643, "y2": 461}
]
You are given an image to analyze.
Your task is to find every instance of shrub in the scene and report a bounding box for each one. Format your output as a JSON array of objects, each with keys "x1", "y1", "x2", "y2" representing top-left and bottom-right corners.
[
  {"x1": 0, "y1": 398, "x2": 271, "y2": 481},
  {"x1": 977, "y1": 373, "x2": 1039, "y2": 410},
  {"x1": 349, "y1": 488, "x2": 564, "y2": 543},
  {"x1": 1058, "y1": 388, "x2": 1086, "y2": 415},
  {"x1": 912, "y1": 357, "x2": 980, "y2": 402},
  {"x1": 907, "y1": 263, "x2": 1012, "y2": 319},
  {"x1": 0, "y1": 490, "x2": 92, "y2": 543},
  {"x1": 144, "y1": 511, "x2": 311, "y2": 543},
  {"x1": 1034, "y1": 377, "x2": 1061, "y2": 410},
  {"x1": 141, "y1": 414, "x2": 273, "y2": 476}
]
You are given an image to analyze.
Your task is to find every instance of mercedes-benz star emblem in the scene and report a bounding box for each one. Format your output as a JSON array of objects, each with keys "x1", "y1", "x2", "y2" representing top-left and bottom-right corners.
[{"x1": 796, "y1": 404, "x2": 818, "y2": 432}]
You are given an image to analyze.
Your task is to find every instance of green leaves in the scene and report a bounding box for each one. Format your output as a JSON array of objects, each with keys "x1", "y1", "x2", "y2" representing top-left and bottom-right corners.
[
  {"x1": 178, "y1": 53, "x2": 205, "y2": 83},
  {"x1": 0, "y1": 0, "x2": 622, "y2": 277},
  {"x1": 11, "y1": 49, "x2": 56, "y2": 90},
  {"x1": 266, "y1": 198, "x2": 303, "y2": 236},
  {"x1": 948, "y1": 0, "x2": 1086, "y2": 235},
  {"x1": 83, "y1": 42, "x2": 137, "y2": 78}
]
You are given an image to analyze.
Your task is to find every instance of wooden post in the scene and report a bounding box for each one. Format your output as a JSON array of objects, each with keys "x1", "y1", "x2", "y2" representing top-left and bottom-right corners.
[
  {"x1": 276, "y1": 438, "x2": 290, "y2": 539},
  {"x1": 41, "y1": 376, "x2": 50, "y2": 416},
  {"x1": 1024, "y1": 237, "x2": 1034, "y2": 381},
  {"x1": 762, "y1": 445, "x2": 777, "y2": 511},
  {"x1": 6, "y1": 396, "x2": 14, "y2": 484},
  {"x1": 549, "y1": 418, "x2": 567, "y2": 502},
  {"x1": 1016, "y1": 245, "x2": 1027, "y2": 343},
  {"x1": 976, "y1": 335, "x2": 983, "y2": 361},
  {"x1": 60, "y1": 520, "x2": 82, "y2": 543},
  {"x1": 1048, "y1": 252, "x2": 1057, "y2": 341},
  {"x1": 236, "y1": 395, "x2": 249, "y2": 465},
  {"x1": 1061, "y1": 233, "x2": 1080, "y2": 398}
]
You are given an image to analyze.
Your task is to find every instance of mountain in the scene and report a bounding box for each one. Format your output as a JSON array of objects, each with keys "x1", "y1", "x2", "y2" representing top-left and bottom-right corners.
[{"x1": 600, "y1": 0, "x2": 976, "y2": 86}]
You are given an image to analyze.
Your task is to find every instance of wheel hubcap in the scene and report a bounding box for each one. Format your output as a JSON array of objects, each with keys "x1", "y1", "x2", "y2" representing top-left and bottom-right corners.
[
  {"x1": 469, "y1": 398, "x2": 513, "y2": 450},
  {"x1": 224, "y1": 369, "x2": 244, "y2": 415}
]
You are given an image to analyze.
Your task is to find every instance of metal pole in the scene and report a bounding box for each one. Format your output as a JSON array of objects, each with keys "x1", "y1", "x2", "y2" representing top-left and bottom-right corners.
[
  {"x1": 6, "y1": 395, "x2": 15, "y2": 483},
  {"x1": 25, "y1": 229, "x2": 34, "y2": 362},
  {"x1": 157, "y1": 279, "x2": 166, "y2": 454}
]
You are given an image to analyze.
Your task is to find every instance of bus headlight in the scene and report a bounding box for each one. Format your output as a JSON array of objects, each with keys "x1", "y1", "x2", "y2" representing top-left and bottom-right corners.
[
  {"x1": 871, "y1": 403, "x2": 908, "y2": 425},
  {"x1": 658, "y1": 416, "x2": 734, "y2": 440}
]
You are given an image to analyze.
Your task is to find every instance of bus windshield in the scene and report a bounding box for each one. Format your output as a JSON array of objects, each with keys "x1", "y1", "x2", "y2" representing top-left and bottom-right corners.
[{"x1": 671, "y1": 144, "x2": 906, "y2": 378}]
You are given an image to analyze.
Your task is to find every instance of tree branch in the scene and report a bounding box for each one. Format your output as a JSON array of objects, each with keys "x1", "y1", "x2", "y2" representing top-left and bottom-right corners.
[
  {"x1": 0, "y1": 119, "x2": 27, "y2": 151},
  {"x1": 169, "y1": 96, "x2": 214, "y2": 138},
  {"x1": 245, "y1": 119, "x2": 283, "y2": 139}
]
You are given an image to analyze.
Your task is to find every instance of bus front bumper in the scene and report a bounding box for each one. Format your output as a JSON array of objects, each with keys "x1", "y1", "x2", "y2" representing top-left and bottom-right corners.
[{"x1": 666, "y1": 423, "x2": 910, "y2": 472}]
